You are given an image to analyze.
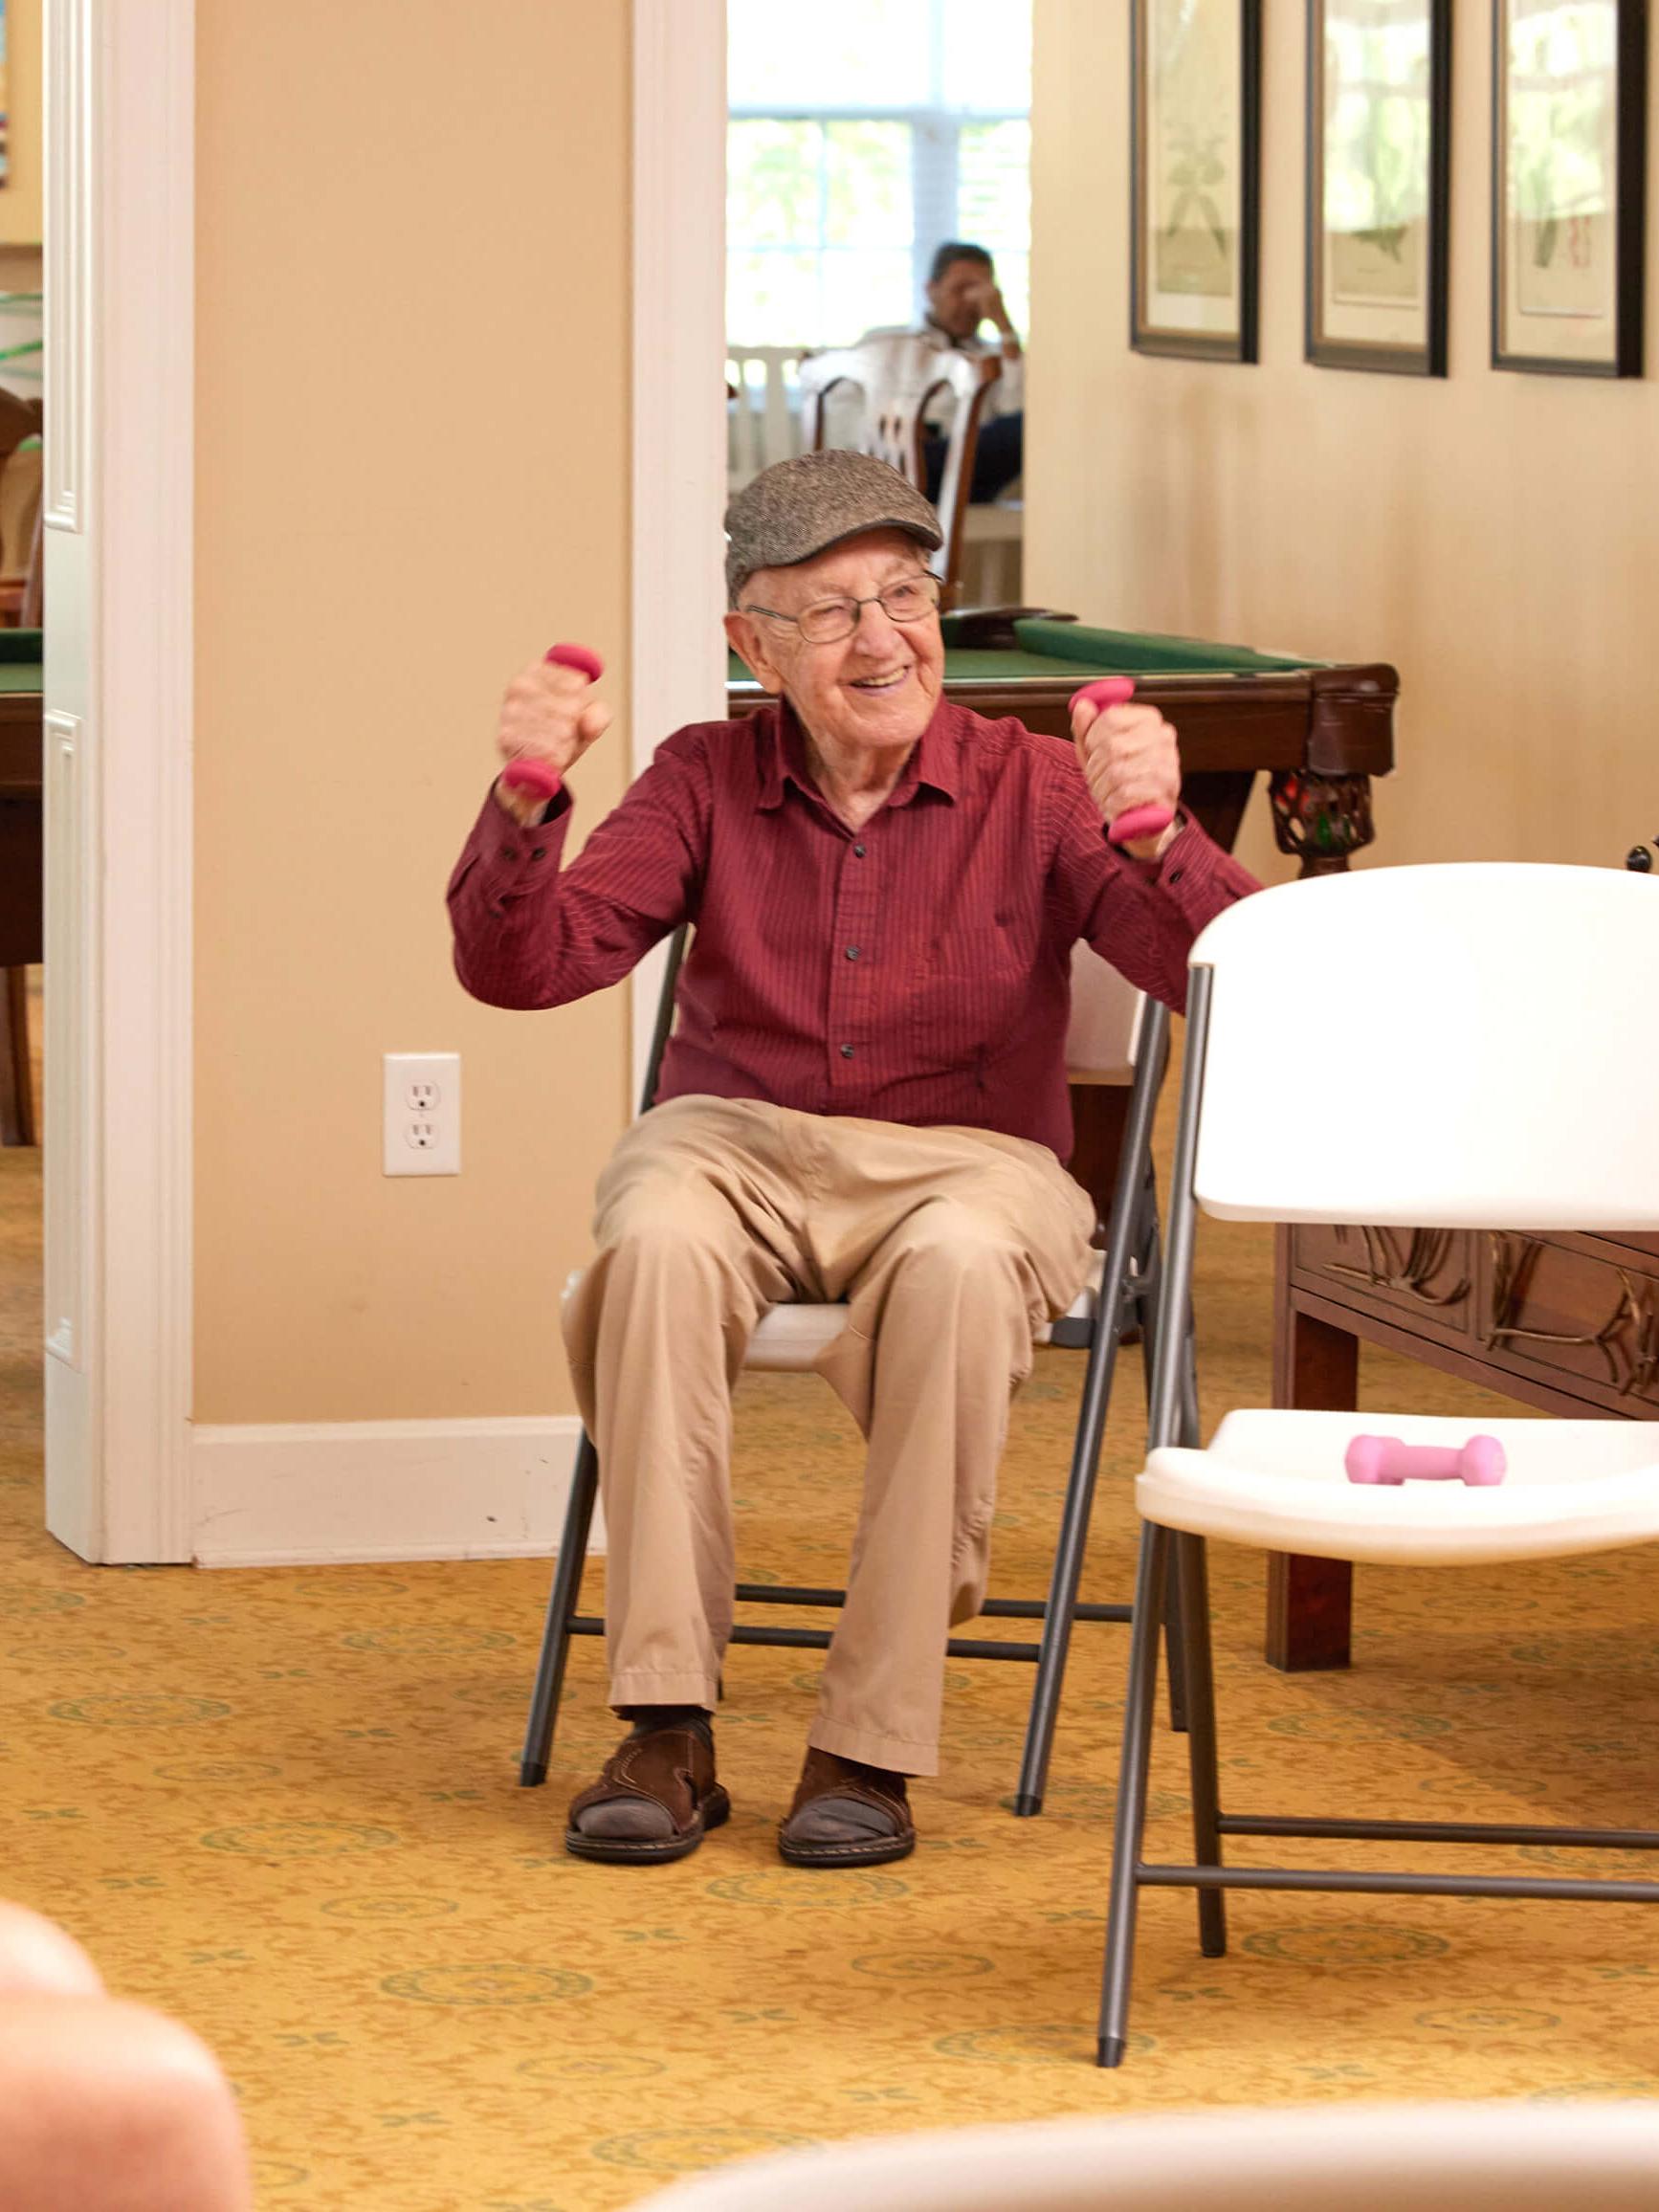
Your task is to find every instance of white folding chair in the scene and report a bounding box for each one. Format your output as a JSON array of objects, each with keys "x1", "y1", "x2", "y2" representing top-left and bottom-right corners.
[
  {"x1": 630, "y1": 2102, "x2": 1659, "y2": 2212},
  {"x1": 1097, "y1": 862, "x2": 1659, "y2": 2065},
  {"x1": 520, "y1": 929, "x2": 1183, "y2": 1814}
]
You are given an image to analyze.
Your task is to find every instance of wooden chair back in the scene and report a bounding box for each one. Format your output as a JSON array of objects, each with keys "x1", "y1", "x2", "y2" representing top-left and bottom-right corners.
[{"x1": 797, "y1": 337, "x2": 999, "y2": 609}]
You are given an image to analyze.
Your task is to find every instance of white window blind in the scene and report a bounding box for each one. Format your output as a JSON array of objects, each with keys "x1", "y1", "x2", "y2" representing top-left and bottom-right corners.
[{"x1": 727, "y1": 0, "x2": 1032, "y2": 349}]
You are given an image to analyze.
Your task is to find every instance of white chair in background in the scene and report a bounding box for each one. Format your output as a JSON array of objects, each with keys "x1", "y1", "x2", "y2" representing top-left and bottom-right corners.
[
  {"x1": 1097, "y1": 861, "x2": 1659, "y2": 2066},
  {"x1": 797, "y1": 337, "x2": 999, "y2": 610},
  {"x1": 631, "y1": 2101, "x2": 1659, "y2": 2212},
  {"x1": 726, "y1": 344, "x2": 808, "y2": 494}
]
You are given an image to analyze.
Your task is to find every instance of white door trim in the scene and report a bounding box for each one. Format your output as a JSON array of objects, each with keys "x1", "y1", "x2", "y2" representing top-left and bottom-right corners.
[
  {"x1": 42, "y1": 0, "x2": 195, "y2": 1560},
  {"x1": 43, "y1": 4, "x2": 724, "y2": 1560},
  {"x1": 628, "y1": 0, "x2": 728, "y2": 1101}
]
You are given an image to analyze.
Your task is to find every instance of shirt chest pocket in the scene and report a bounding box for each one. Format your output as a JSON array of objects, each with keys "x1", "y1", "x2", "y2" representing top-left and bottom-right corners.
[{"x1": 909, "y1": 923, "x2": 1028, "y2": 1075}]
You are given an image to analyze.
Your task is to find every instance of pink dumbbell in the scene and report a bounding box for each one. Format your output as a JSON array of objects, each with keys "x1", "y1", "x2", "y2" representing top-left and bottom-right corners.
[
  {"x1": 499, "y1": 643, "x2": 605, "y2": 802},
  {"x1": 1344, "y1": 1434, "x2": 1508, "y2": 1487},
  {"x1": 1070, "y1": 675, "x2": 1174, "y2": 848}
]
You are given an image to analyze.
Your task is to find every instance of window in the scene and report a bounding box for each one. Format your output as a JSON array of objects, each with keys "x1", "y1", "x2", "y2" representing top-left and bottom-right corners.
[{"x1": 727, "y1": 0, "x2": 1032, "y2": 349}]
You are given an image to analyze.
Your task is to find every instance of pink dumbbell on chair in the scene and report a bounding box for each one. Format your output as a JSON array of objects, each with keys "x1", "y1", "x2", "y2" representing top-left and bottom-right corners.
[
  {"x1": 498, "y1": 643, "x2": 605, "y2": 803},
  {"x1": 1070, "y1": 676, "x2": 1174, "y2": 848},
  {"x1": 1344, "y1": 1435, "x2": 1508, "y2": 1487}
]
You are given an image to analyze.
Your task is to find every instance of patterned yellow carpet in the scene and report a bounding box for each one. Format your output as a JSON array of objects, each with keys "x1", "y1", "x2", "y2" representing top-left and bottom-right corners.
[{"x1": 3, "y1": 1045, "x2": 1657, "y2": 2207}]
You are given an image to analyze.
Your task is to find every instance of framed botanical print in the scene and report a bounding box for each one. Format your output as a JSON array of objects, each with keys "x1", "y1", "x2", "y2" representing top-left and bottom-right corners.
[
  {"x1": 1131, "y1": 0, "x2": 1262, "y2": 363},
  {"x1": 1306, "y1": 0, "x2": 1452, "y2": 375},
  {"x1": 1493, "y1": 0, "x2": 1648, "y2": 375}
]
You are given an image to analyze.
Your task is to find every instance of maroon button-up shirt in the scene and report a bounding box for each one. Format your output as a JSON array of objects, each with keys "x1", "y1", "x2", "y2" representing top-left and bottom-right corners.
[{"x1": 447, "y1": 698, "x2": 1257, "y2": 1161}]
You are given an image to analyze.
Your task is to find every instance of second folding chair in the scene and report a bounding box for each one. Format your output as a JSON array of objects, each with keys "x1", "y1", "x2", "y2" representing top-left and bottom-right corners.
[{"x1": 1096, "y1": 862, "x2": 1659, "y2": 2065}]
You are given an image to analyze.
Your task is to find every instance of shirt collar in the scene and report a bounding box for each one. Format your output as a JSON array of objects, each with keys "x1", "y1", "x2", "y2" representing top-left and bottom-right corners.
[
  {"x1": 923, "y1": 314, "x2": 984, "y2": 353},
  {"x1": 756, "y1": 697, "x2": 961, "y2": 813}
]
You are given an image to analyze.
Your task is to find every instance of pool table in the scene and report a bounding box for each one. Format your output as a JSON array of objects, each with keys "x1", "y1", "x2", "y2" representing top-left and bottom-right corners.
[
  {"x1": 729, "y1": 608, "x2": 1399, "y2": 877},
  {"x1": 0, "y1": 628, "x2": 44, "y2": 1147}
]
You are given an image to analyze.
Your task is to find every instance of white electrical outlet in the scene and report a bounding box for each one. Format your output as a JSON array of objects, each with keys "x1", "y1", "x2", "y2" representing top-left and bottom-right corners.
[{"x1": 384, "y1": 1053, "x2": 460, "y2": 1175}]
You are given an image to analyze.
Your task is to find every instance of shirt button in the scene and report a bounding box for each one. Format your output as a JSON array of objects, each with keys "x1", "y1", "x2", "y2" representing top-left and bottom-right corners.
[
  {"x1": 852, "y1": 843, "x2": 866, "y2": 857},
  {"x1": 845, "y1": 945, "x2": 860, "y2": 961},
  {"x1": 840, "y1": 1043, "x2": 855, "y2": 1059},
  {"x1": 498, "y1": 846, "x2": 516, "y2": 861},
  {"x1": 1168, "y1": 867, "x2": 1183, "y2": 883},
  {"x1": 531, "y1": 847, "x2": 547, "y2": 861}
]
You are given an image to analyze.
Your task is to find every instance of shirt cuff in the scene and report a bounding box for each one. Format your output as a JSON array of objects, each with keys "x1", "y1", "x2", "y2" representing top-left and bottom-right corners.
[
  {"x1": 1109, "y1": 807, "x2": 1187, "y2": 872},
  {"x1": 1142, "y1": 813, "x2": 1260, "y2": 919},
  {"x1": 462, "y1": 781, "x2": 572, "y2": 907}
]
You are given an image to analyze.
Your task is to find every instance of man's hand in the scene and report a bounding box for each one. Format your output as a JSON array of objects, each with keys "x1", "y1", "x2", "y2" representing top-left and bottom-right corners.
[
  {"x1": 966, "y1": 276, "x2": 1019, "y2": 348},
  {"x1": 493, "y1": 653, "x2": 612, "y2": 825},
  {"x1": 1071, "y1": 696, "x2": 1182, "y2": 861}
]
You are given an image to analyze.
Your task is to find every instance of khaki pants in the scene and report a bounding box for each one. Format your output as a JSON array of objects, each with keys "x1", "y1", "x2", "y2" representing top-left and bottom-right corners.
[{"x1": 562, "y1": 1095, "x2": 1095, "y2": 1776}]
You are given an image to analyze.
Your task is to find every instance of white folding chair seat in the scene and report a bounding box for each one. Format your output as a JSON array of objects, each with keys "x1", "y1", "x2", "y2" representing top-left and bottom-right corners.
[
  {"x1": 560, "y1": 1273, "x2": 1098, "y2": 1373},
  {"x1": 742, "y1": 1281, "x2": 1097, "y2": 1371},
  {"x1": 1097, "y1": 862, "x2": 1659, "y2": 2068},
  {"x1": 1142, "y1": 1410, "x2": 1659, "y2": 1565},
  {"x1": 523, "y1": 928, "x2": 1179, "y2": 1816}
]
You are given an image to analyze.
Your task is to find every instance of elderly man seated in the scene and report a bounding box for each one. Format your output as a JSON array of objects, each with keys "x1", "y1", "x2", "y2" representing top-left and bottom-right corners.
[{"x1": 447, "y1": 451, "x2": 1257, "y2": 1870}]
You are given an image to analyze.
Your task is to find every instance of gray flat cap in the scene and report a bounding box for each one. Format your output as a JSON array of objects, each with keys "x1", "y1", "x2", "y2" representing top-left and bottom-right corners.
[{"x1": 725, "y1": 449, "x2": 943, "y2": 605}]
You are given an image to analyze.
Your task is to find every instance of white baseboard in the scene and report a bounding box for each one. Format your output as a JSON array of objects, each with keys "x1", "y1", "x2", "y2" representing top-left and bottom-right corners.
[{"x1": 190, "y1": 1416, "x2": 598, "y2": 1568}]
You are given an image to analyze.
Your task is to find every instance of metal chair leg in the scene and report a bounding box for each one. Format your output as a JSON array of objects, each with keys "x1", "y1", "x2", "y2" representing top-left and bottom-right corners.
[
  {"x1": 1162, "y1": 1541, "x2": 1189, "y2": 1734},
  {"x1": 520, "y1": 1431, "x2": 600, "y2": 1786},
  {"x1": 1179, "y1": 1324, "x2": 1202, "y2": 1449},
  {"x1": 1013, "y1": 1033, "x2": 1166, "y2": 1816},
  {"x1": 1137, "y1": 1237, "x2": 1189, "y2": 1736},
  {"x1": 1175, "y1": 1531, "x2": 1228, "y2": 1957},
  {"x1": 1012, "y1": 1286, "x2": 1127, "y2": 1817},
  {"x1": 1097, "y1": 1520, "x2": 1169, "y2": 2067}
]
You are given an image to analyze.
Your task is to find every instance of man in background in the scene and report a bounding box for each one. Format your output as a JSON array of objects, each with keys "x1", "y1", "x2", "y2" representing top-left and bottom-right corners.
[{"x1": 861, "y1": 241, "x2": 1024, "y2": 504}]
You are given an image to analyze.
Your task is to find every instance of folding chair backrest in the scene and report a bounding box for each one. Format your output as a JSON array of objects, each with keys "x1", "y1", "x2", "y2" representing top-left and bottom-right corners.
[
  {"x1": 1065, "y1": 941, "x2": 1143, "y2": 1084},
  {"x1": 1186, "y1": 863, "x2": 1659, "y2": 1232}
]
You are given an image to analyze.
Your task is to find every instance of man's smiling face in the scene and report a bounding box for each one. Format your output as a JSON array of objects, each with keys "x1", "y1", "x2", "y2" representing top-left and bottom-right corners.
[{"x1": 724, "y1": 528, "x2": 945, "y2": 761}]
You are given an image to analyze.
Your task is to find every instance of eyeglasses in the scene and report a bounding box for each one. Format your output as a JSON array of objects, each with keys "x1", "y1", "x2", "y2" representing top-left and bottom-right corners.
[{"x1": 741, "y1": 571, "x2": 941, "y2": 646}]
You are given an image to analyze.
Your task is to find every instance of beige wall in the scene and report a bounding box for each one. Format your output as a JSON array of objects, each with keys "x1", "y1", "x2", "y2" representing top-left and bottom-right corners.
[
  {"x1": 194, "y1": 2, "x2": 633, "y2": 1423},
  {"x1": 1029, "y1": 0, "x2": 1659, "y2": 885},
  {"x1": 0, "y1": 0, "x2": 41, "y2": 247}
]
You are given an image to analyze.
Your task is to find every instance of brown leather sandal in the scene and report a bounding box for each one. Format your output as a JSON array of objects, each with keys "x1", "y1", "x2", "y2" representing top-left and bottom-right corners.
[
  {"x1": 565, "y1": 1722, "x2": 730, "y2": 1865},
  {"x1": 777, "y1": 1746, "x2": 916, "y2": 1869}
]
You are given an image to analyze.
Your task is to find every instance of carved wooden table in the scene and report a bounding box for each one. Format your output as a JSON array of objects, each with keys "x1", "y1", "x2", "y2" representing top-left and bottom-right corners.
[{"x1": 1270, "y1": 1224, "x2": 1659, "y2": 1668}]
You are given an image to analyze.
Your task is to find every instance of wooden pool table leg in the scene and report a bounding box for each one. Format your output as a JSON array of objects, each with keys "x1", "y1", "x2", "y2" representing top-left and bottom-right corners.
[
  {"x1": 1268, "y1": 1232, "x2": 1356, "y2": 1670},
  {"x1": 1, "y1": 966, "x2": 34, "y2": 1148},
  {"x1": 1269, "y1": 770, "x2": 1375, "y2": 877},
  {"x1": 1068, "y1": 1084, "x2": 1132, "y2": 1239}
]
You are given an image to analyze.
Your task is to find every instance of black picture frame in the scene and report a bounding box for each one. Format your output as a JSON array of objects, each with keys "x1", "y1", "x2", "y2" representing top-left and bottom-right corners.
[
  {"x1": 1130, "y1": 0, "x2": 1262, "y2": 364},
  {"x1": 1493, "y1": 0, "x2": 1648, "y2": 377},
  {"x1": 1306, "y1": 0, "x2": 1452, "y2": 376}
]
